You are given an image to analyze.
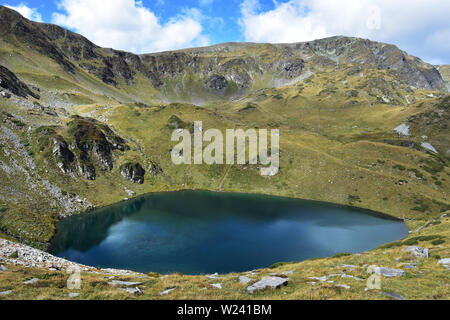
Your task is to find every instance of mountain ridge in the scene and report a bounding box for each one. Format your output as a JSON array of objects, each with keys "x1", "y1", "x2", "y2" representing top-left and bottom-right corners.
[{"x1": 0, "y1": 5, "x2": 446, "y2": 106}]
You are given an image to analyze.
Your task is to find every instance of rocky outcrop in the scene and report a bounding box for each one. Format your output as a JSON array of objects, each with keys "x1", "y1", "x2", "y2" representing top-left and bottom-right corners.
[
  {"x1": 77, "y1": 161, "x2": 96, "y2": 180},
  {"x1": 275, "y1": 58, "x2": 305, "y2": 79},
  {"x1": 239, "y1": 276, "x2": 252, "y2": 284},
  {"x1": 205, "y1": 75, "x2": 228, "y2": 91},
  {"x1": 0, "y1": 239, "x2": 141, "y2": 276},
  {"x1": 120, "y1": 162, "x2": 145, "y2": 184},
  {"x1": 36, "y1": 116, "x2": 130, "y2": 181},
  {"x1": 0, "y1": 90, "x2": 11, "y2": 98},
  {"x1": 374, "y1": 267, "x2": 406, "y2": 277},
  {"x1": 0, "y1": 65, "x2": 40, "y2": 99},
  {"x1": 68, "y1": 116, "x2": 129, "y2": 172},
  {"x1": 52, "y1": 136, "x2": 76, "y2": 176},
  {"x1": 438, "y1": 258, "x2": 450, "y2": 269},
  {"x1": 247, "y1": 276, "x2": 288, "y2": 293},
  {"x1": 403, "y1": 246, "x2": 429, "y2": 258}
]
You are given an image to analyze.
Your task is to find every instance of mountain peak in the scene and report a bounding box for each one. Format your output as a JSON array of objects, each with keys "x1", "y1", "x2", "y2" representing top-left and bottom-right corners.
[{"x1": 0, "y1": 4, "x2": 446, "y2": 102}]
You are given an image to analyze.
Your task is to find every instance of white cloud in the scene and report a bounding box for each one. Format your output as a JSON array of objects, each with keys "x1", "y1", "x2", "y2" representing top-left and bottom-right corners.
[
  {"x1": 239, "y1": 0, "x2": 450, "y2": 63},
  {"x1": 52, "y1": 0, "x2": 209, "y2": 53},
  {"x1": 4, "y1": 3, "x2": 43, "y2": 22}
]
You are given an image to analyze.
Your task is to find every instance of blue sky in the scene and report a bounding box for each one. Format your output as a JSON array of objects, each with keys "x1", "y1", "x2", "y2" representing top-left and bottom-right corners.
[{"x1": 3, "y1": 0, "x2": 450, "y2": 64}]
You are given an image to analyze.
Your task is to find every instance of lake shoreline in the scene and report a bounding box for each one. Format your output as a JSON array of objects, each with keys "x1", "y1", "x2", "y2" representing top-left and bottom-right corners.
[
  {"x1": 47, "y1": 189, "x2": 410, "y2": 275},
  {"x1": 60, "y1": 187, "x2": 407, "y2": 225}
]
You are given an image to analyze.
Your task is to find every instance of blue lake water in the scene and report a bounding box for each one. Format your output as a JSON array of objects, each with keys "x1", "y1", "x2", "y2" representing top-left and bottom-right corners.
[{"x1": 49, "y1": 191, "x2": 408, "y2": 274}]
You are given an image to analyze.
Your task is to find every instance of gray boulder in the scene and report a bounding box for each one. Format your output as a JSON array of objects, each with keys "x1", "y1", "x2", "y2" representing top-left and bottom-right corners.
[
  {"x1": 309, "y1": 276, "x2": 328, "y2": 282},
  {"x1": 1, "y1": 90, "x2": 11, "y2": 98},
  {"x1": 160, "y1": 288, "x2": 175, "y2": 296},
  {"x1": 382, "y1": 291, "x2": 406, "y2": 300},
  {"x1": 239, "y1": 276, "x2": 252, "y2": 284},
  {"x1": 0, "y1": 290, "x2": 12, "y2": 296},
  {"x1": 374, "y1": 267, "x2": 406, "y2": 278},
  {"x1": 403, "y1": 246, "x2": 429, "y2": 258},
  {"x1": 120, "y1": 287, "x2": 143, "y2": 295},
  {"x1": 247, "y1": 276, "x2": 288, "y2": 293},
  {"x1": 23, "y1": 278, "x2": 40, "y2": 285},
  {"x1": 438, "y1": 258, "x2": 450, "y2": 269},
  {"x1": 108, "y1": 280, "x2": 142, "y2": 287}
]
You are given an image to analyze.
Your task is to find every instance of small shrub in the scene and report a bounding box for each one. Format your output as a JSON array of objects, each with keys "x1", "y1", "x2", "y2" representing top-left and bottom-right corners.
[
  {"x1": 269, "y1": 261, "x2": 296, "y2": 269},
  {"x1": 8, "y1": 251, "x2": 19, "y2": 259},
  {"x1": 403, "y1": 239, "x2": 419, "y2": 246},
  {"x1": 393, "y1": 164, "x2": 406, "y2": 171},
  {"x1": 273, "y1": 94, "x2": 283, "y2": 100},
  {"x1": 147, "y1": 272, "x2": 161, "y2": 278},
  {"x1": 332, "y1": 252, "x2": 352, "y2": 258},
  {"x1": 409, "y1": 235, "x2": 440, "y2": 242},
  {"x1": 11, "y1": 119, "x2": 25, "y2": 127},
  {"x1": 348, "y1": 195, "x2": 362, "y2": 203},
  {"x1": 21, "y1": 139, "x2": 30, "y2": 147},
  {"x1": 411, "y1": 205, "x2": 429, "y2": 212},
  {"x1": 408, "y1": 168, "x2": 423, "y2": 179},
  {"x1": 378, "y1": 241, "x2": 403, "y2": 249},
  {"x1": 431, "y1": 239, "x2": 445, "y2": 245}
]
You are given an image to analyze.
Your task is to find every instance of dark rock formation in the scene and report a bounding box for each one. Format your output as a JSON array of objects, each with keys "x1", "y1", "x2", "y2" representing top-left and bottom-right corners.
[
  {"x1": 120, "y1": 163, "x2": 145, "y2": 184},
  {"x1": 67, "y1": 116, "x2": 129, "y2": 172},
  {"x1": 52, "y1": 136, "x2": 76, "y2": 176},
  {"x1": 205, "y1": 75, "x2": 228, "y2": 90},
  {"x1": 276, "y1": 59, "x2": 305, "y2": 79},
  {"x1": 0, "y1": 65, "x2": 40, "y2": 99},
  {"x1": 35, "y1": 116, "x2": 130, "y2": 181},
  {"x1": 77, "y1": 161, "x2": 96, "y2": 180}
]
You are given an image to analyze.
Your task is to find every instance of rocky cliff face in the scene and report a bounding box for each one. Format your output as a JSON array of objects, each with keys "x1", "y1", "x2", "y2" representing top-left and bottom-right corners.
[
  {"x1": 67, "y1": 117, "x2": 128, "y2": 172},
  {"x1": 120, "y1": 163, "x2": 146, "y2": 184},
  {"x1": 0, "y1": 6, "x2": 445, "y2": 104},
  {"x1": 34, "y1": 116, "x2": 138, "y2": 181},
  {"x1": 0, "y1": 65, "x2": 40, "y2": 99}
]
